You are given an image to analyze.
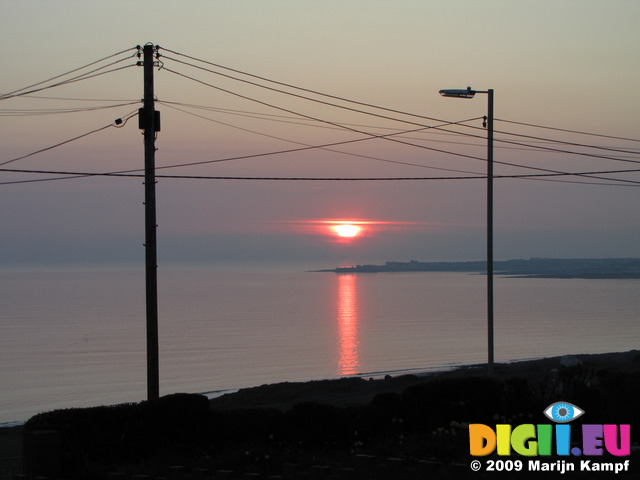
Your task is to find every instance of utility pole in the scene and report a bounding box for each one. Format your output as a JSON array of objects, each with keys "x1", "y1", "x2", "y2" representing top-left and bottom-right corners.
[
  {"x1": 438, "y1": 86, "x2": 495, "y2": 376},
  {"x1": 486, "y1": 89, "x2": 494, "y2": 376},
  {"x1": 140, "y1": 43, "x2": 160, "y2": 401}
]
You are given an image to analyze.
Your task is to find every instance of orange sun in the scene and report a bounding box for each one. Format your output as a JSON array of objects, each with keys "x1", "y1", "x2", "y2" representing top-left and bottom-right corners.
[{"x1": 332, "y1": 224, "x2": 362, "y2": 238}]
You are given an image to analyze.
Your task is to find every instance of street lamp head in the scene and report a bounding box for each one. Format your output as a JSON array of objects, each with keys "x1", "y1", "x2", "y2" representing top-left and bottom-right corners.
[{"x1": 439, "y1": 86, "x2": 476, "y2": 99}]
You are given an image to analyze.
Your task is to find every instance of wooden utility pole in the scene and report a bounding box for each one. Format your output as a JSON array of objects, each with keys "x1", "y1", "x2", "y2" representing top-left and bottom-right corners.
[
  {"x1": 486, "y1": 89, "x2": 494, "y2": 376},
  {"x1": 141, "y1": 43, "x2": 160, "y2": 401}
]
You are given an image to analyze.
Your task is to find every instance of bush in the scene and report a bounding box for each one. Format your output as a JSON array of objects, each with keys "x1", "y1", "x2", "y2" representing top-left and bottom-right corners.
[{"x1": 24, "y1": 393, "x2": 212, "y2": 478}]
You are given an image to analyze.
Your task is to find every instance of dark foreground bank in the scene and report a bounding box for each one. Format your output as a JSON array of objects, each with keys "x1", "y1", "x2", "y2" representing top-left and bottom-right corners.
[{"x1": 7, "y1": 351, "x2": 640, "y2": 479}]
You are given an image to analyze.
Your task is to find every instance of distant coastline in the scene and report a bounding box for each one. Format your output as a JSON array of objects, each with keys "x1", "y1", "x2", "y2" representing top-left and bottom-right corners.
[{"x1": 313, "y1": 257, "x2": 640, "y2": 279}]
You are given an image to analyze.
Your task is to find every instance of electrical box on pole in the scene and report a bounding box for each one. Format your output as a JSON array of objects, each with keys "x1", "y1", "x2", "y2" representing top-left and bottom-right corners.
[{"x1": 138, "y1": 108, "x2": 161, "y2": 132}]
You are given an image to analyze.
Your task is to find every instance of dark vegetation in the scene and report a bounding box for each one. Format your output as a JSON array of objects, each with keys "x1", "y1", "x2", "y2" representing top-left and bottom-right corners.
[{"x1": 21, "y1": 351, "x2": 640, "y2": 479}]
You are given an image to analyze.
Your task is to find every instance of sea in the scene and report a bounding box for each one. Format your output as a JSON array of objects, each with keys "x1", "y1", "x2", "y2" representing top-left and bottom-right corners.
[{"x1": 1, "y1": 264, "x2": 639, "y2": 425}]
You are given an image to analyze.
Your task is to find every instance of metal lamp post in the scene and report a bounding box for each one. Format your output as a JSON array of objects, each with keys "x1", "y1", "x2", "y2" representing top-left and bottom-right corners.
[{"x1": 439, "y1": 86, "x2": 494, "y2": 375}]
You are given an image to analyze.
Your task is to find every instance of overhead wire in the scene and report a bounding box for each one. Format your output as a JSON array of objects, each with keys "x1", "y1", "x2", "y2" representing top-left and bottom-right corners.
[
  {"x1": 159, "y1": 54, "x2": 640, "y2": 173},
  {"x1": 159, "y1": 100, "x2": 640, "y2": 161},
  {"x1": 492, "y1": 128, "x2": 640, "y2": 156},
  {"x1": 3, "y1": 99, "x2": 639, "y2": 188},
  {"x1": 162, "y1": 66, "x2": 488, "y2": 163},
  {"x1": 10, "y1": 94, "x2": 139, "y2": 102},
  {"x1": 158, "y1": 101, "x2": 640, "y2": 188},
  {"x1": 157, "y1": 68, "x2": 640, "y2": 185},
  {"x1": 2, "y1": 166, "x2": 640, "y2": 187},
  {"x1": 0, "y1": 101, "x2": 140, "y2": 116},
  {"x1": 2, "y1": 45, "x2": 638, "y2": 189},
  {"x1": 2, "y1": 129, "x2": 639, "y2": 187},
  {"x1": 160, "y1": 101, "x2": 485, "y2": 176},
  {"x1": 414, "y1": 121, "x2": 640, "y2": 165},
  {"x1": 496, "y1": 118, "x2": 640, "y2": 143},
  {"x1": 0, "y1": 54, "x2": 138, "y2": 101},
  {"x1": 160, "y1": 49, "x2": 459, "y2": 128},
  {"x1": 0, "y1": 47, "x2": 137, "y2": 100},
  {"x1": 445, "y1": 125, "x2": 640, "y2": 169},
  {"x1": 159, "y1": 100, "x2": 427, "y2": 134},
  {"x1": 160, "y1": 48, "x2": 640, "y2": 155},
  {"x1": 489, "y1": 133, "x2": 640, "y2": 152},
  {"x1": 5, "y1": 123, "x2": 639, "y2": 187},
  {"x1": 0, "y1": 109, "x2": 487, "y2": 185},
  {"x1": 493, "y1": 135, "x2": 640, "y2": 165},
  {"x1": 159, "y1": 99, "x2": 487, "y2": 148},
  {"x1": 0, "y1": 109, "x2": 139, "y2": 167},
  {"x1": 160, "y1": 53, "x2": 556, "y2": 162}
]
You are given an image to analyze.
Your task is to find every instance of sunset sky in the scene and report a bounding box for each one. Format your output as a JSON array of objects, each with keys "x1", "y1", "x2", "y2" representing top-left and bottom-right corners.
[{"x1": 1, "y1": 1, "x2": 639, "y2": 268}]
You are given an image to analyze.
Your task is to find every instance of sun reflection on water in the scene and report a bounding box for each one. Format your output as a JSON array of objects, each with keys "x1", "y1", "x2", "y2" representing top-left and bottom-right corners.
[{"x1": 336, "y1": 273, "x2": 360, "y2": 375}]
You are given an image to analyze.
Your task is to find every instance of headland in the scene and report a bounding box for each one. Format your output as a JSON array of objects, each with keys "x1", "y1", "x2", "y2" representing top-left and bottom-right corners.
[{"x1": 313, "y1": 257, "x2": 640, "y2": 278}]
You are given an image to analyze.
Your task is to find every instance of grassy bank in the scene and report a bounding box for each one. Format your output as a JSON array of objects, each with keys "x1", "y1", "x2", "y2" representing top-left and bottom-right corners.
[{"x1": 6, "y1": 350, "x2": 639, "y2": 479}]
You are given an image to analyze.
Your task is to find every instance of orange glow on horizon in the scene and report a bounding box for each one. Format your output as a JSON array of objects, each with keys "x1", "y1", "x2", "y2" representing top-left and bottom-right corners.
[{"x1": 277, "y1": 218, "x2": 431, "y2": 243}]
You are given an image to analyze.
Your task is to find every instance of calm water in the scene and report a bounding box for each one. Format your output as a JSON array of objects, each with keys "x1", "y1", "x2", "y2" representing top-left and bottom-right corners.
[{"x1": 1, "y1": 265, "x2": 639, "y2": 424}]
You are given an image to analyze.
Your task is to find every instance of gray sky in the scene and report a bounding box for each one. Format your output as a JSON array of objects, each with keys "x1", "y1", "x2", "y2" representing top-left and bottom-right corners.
[{"x1": 1, "y1": 1, "x2": 639, "y2": 268}]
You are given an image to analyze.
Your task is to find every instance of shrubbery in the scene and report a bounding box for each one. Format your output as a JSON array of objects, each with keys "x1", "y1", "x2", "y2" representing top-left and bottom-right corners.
[{"x1": 23, "y1": 363, "x2": 640, "y2": 478}]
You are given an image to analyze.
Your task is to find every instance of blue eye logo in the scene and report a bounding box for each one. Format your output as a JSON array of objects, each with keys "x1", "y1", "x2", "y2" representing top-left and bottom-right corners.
[{"x1": 543, "y1": 401, "x2": 585, "y2": 423}]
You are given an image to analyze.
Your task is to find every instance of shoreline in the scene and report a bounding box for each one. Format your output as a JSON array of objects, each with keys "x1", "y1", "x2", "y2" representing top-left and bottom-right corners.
[
  {"x1": 2, "y1": 349, "x2": 639, "y2": 429},
  {"x1": 208, "y1": 349, "x2": 640, "y2": 411}
]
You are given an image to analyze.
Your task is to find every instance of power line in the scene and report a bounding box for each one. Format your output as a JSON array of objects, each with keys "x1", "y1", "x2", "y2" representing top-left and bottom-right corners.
[
  {"x1": 431, "y1": 120, "x2": 640, "y2": 160},
  {"x1": 10, "y1": 94, "x2": 139, "y2": 102},
  {"x1": 0, "y1": 56, "x2": 138, "y2": 101},
  {"x1": 490, "y1": 133, "x2": 640, "y2": 152},
  {"x1": 3, "y1": 91, "x2": 633, "y2": 188},
  {"x1": 0, "y1": 101, "x2": 140, "y2": 117},
  {"x1": 160, "y1": 53, "x2": 530, "y2": 161},
  {"x1": 157, "y1": 51, "x2": 640, "y2": 179},
  {"x1": 163, "y1": 66, "x2": 489, "y2": 163},
  {"x1": 2, "y1": 166, "x2": 639, "y2": 186},
  {"x1": 158, "y1": 100, "x2": 640, "y2": 161},
  {"x1": 492, "y1": 128, "x2": 640, "y2": 156},
  {"x1": 160, "y1": 58, "x2": 639, "y2": 171},
  {"x1": 494, "y1": 135, "x2": 640, "y2": 165},
  {"x1": 160, "y1": 48, "x2": 463, "y2": 128},
  {"x1": 153, "y1": 86, "x2": 635, "y2": 184},
  {"x1": 156, "y1": 125, "x2": 486, "y2": 172},
  {"x1": 158, "y1": 99, "x2": 432, "y2": 134},
  {"x1": 3, "y1": 97, "x2": 633, "y2": 188},
  {"x1": 3, "y1": 45, "x2": 637, "y2": 189},
  {"x1": 0, "y1": 47, "x2": 137, "y2": 100},
  {"x1": 160, "y1": 48, "x2": 640, "y2": 160},
  {"x1": 0, "y1": 110, "x2": 139, "y2": 167},
  {"x1": 417, "y1": 121, "x2": 640, "y2": 165},
  {"x1": 160, "y1": 101, "x2": 485, "y2": 176},
  {"x1": 163, "y1": 54, "x2": 447, "y2": 131},
  {"x1": 159, "y1": 48, "x2": 640, "y2": 175},
  {"x1": 158, "y1": 101, "x2": 640, "y2": 186},
  {"x1": 159, "y1": 99, "x2": 487, "y2": 146},
  {"x1": 496, "y1": 118, "x2": 640, "y2": 143}
]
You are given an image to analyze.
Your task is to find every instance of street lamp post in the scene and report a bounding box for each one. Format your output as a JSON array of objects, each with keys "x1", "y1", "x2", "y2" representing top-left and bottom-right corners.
[{"x1": 439, "y1": 86, "x2": 494, "y2": 375}]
